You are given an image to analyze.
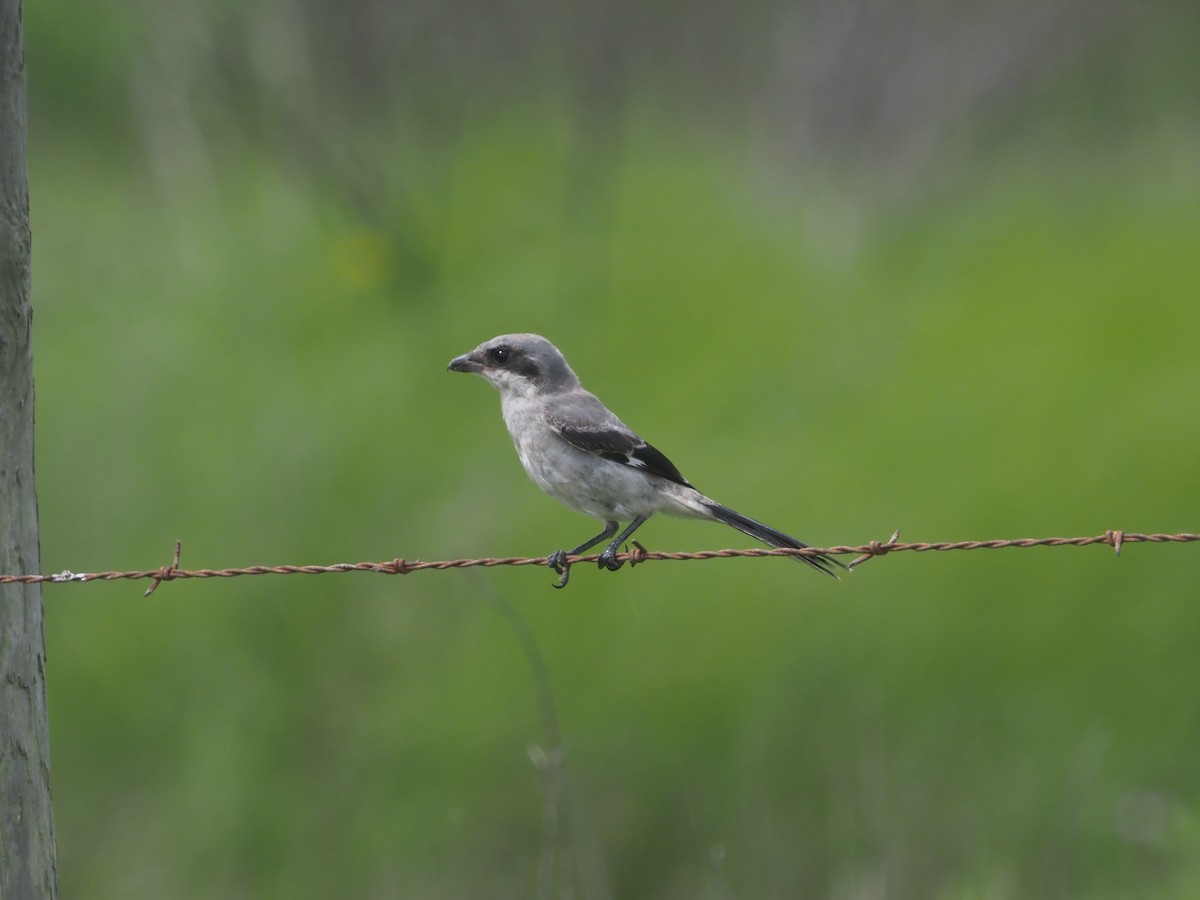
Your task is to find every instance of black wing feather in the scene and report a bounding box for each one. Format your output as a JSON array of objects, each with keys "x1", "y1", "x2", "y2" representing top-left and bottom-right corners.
[{"x1": 553, "y1": 421, "x2": 692, "y2": 488}]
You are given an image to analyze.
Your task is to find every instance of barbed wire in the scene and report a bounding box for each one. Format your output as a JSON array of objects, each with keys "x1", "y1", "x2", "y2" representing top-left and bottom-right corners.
[{"x1": 0, "y1": 530, "x2": 1194, "y2": 596}]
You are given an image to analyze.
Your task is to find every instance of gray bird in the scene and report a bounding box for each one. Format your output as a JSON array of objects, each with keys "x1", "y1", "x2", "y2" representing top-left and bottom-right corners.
[{"x1": 448, "y1": 333, "x2": 845, "y2": 587}]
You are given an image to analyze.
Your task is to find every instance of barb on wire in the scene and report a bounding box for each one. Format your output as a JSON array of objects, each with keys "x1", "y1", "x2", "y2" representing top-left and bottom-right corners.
[
  {"x1": 0, "y1": 530, "x2": 1195, "y2": 593},
  {"x1": 848, "y1": 529, "x2": 903, "y2": 570},
  {"x1": 145, "y1": 539, "x2": 183, "y2": 597}
]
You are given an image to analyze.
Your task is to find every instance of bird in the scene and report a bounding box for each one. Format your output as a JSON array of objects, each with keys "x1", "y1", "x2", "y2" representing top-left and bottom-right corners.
[{"x1": 447, "y1": 333, "x2": 846, "y2": 587}]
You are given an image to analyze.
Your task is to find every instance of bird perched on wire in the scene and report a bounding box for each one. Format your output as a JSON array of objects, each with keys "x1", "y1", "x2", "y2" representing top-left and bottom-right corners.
[{"x1": 448, "y1": 333, "x2": 846, "y2": 587}]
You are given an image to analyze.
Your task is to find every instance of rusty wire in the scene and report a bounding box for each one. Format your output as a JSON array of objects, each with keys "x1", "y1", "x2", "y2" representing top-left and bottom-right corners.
[{"x1": 0, "y1": 530, "x2": 1194, "y2": 596}]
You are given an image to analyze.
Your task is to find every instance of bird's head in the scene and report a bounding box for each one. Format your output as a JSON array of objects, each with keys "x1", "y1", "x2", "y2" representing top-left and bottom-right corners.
[{"x1": 448, "y1": 333, "x2": 580, "y2": 398}]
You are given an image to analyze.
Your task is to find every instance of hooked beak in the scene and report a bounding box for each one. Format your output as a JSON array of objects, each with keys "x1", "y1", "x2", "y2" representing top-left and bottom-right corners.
[{"x1": 447, "y1": 352, "x2": 483, "y2": 374}]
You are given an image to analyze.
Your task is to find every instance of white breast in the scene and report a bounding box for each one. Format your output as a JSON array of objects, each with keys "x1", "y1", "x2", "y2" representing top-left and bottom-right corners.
[{"x1": 499, "y1": 394, "x2": 691, "y2": 521}]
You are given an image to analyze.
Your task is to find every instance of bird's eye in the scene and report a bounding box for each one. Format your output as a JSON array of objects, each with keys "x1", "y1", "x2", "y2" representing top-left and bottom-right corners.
[{"x1": 487, "y1": 346, "x2": 512, "y2": 365}]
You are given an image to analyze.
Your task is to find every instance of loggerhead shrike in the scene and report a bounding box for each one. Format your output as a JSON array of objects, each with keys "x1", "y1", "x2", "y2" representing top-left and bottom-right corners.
[{"x1": 448, "y1": 333, "x2": 846, "y2": 587}]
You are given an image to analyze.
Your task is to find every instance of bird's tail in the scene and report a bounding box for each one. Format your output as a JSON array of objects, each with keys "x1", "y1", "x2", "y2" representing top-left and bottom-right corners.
[{"x1": 704, "y1": 502, "x2": 847, "y2": 578}]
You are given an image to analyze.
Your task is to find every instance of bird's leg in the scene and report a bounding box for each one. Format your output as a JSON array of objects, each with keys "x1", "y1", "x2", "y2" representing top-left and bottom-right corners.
[
  {"x1": 549, "y1": 520, "x2": 619, "y2": 589},
  {"x1": 597, "y1": 516, "x2": 649, "y2": 572}
]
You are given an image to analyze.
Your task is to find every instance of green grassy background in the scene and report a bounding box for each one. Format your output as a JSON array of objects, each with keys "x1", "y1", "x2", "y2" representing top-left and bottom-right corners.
[{"x1": 23, "y1": 3, "x2": 1200, "y2": 898}]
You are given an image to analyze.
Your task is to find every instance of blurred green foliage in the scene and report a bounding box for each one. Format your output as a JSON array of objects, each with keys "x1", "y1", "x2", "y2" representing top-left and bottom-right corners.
[{"x1": 20, "y1": 0, "x2": 1200, "y2": 897}]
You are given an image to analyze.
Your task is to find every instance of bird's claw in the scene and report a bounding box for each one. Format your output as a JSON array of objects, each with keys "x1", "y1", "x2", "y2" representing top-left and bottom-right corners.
[
  {"x1": 548, "y1": 550, "x2": 571, "y2": 589},
  {"x1": 597, "y1": 546, "x2": 624, "y2": 572},
  {"x1": 548, "y1": 543, "x2": 628, "y2": 586}
]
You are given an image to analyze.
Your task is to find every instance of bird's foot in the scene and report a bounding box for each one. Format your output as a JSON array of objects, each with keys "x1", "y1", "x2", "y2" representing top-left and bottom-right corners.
[
  {"x1": 597, "y1": 544, "x2": 625, "y2": 572},
  {"x1": 548, "y1": 549, "x2": 572, "y2": 589}
]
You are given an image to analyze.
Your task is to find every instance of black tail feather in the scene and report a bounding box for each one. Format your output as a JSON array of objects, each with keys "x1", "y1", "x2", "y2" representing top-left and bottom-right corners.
[{"x1": 705, "y1": 503, "x2": 847, "y2": 579}]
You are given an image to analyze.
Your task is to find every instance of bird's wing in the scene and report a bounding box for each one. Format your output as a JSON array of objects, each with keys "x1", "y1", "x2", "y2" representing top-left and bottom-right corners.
[{"x1": 545, "y1": 392, "x2": 692, "y2": 488}]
